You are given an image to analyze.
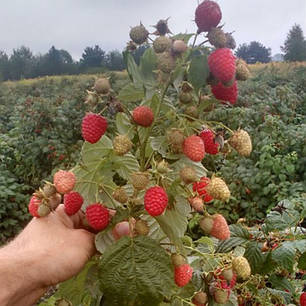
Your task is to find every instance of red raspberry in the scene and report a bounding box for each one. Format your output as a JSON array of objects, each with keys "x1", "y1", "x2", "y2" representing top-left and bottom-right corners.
[
  {"x1": 199, "y1": 129, "x2": 219, "y2": 155},
  {"x1": 28, "y1": 196, "x2": 42, "y2": 218},
  {"x1": 132, "y1": 106, "x2": 154, "y2": 127},
  {"x1": 82, "y1": 113, "x2": 107, "y2": 144},
  {"x1": 200, "y1": 214, "x2": 230, "y2": 240},
  {"x1": 86, "y1": 203, "x2": 110, "y2": 231},
  {"x1": 144, "y1": 186, "x2": 168, "y2": 216},
  {"x1": 195, "y1": 0, "x2": 222, "y2": 33},
  {"x1": 301, "y1": 292, "x2": 306, "y2": 306},
  {"x1": 53, "y1": 170, "x2": 76, "y2": 194},
  {"x1": 64, "y1": 192, "x2": 84, "y2": 216},
  {"x1": 174, "y1": 264, "x2": 193, "y2": 287},
  {"x1": 211, "y1": 81, "x2": 238, "y2": 104},
  {"x1": 193, "y1": 177, "x2": 213, "y2": 203},
  {"x1": 208, "y1": 48, "x2": 236, "y2": 83},
  {"x1": 182, "y1": 135, "x2": 205, "y2": 162}
]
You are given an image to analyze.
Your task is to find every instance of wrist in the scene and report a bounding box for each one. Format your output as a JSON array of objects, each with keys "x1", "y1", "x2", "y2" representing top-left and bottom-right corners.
[{"x1": 0, "y1": 242, "x2": 46, "y2": 305}]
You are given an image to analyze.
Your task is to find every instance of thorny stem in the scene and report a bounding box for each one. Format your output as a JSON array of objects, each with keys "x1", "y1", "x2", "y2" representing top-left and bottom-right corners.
[
  {"x1": 98, "y1": 106, "x2": 108, "y2": 115},
  {"x1": 205, "y1": 120, "x2": 235, "y2": 134},
  {"x1": 139, "y1": 80, "x2": 172, "y2": 171},
  {"x1": 173, "y1": 295, "x2": 194, "y2": 306},
  {"x1": 198, "y1": 39, "x2": 209, "y2": 47},
  {"x1": 191, "y1": 33, "x2": 198, "y2": 48},
  {"x1": 99, "y1": 184, "x2": 116, "y2": 206}
]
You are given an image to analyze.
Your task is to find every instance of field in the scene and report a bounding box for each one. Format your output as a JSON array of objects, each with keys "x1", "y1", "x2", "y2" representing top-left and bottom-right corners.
[{"x1": 0, "y1": 59, "x2": 305, "y2": 305}]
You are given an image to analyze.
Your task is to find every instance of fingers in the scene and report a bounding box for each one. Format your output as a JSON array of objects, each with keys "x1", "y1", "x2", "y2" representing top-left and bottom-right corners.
[
  {"x1": 55, "y1": 204, "x2": 89, "y2": 230},
  {"x1": 78, "y1": 229, "x2": 96, "y2": 258}
]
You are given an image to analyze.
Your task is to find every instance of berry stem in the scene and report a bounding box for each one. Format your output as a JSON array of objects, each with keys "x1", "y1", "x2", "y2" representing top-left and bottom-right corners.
[
  {"x1": 198, "y1": 39, "x2": 209, "y2": 47},
  {"x1": 139, "y1": 80, "x2": 172, "y2": 171},
  {"x1": 191, "y1": 33, "x2": 198, "y2": 49},
  {"x1": 99, "y1": 184, "x2": 116, "y2": 207},
  {"x1": 173, "y1": 295, "x2": 194, "y2": 306}
]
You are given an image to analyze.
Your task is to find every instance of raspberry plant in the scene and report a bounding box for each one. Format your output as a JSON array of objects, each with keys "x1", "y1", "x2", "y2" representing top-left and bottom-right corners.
[{"x1": 31, "y1": 1, "x2": 305, "y2": 305}]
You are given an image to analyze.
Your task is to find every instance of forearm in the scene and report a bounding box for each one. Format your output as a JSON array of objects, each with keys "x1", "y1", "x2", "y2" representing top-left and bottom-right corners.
[{"x1": 0, "y1": 242, "x2": 46, "y2": 306}]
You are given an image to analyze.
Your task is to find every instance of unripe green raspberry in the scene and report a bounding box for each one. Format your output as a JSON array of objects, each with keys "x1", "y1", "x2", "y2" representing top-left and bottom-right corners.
[
  {"x1": 179, "y1": 92, "x2": 193, "y2": 104},
  {"x1": 153, "y1": 36, "x2": 172, "y2": 53},
  {"x1": 208, "y1": 27, "x2": 227, "y2": 48},
  {"x1": 157, "y1": 52, "x2": 176, "y2": 73},
  {"x1": 94, "y1": 78, "x2": 111, "y2": 94},
  {"x1": 129, "y1": 23, "x2": 149, "y2": 44},
  {"x1": 157, "y1": 160, "x2": 169, "y2": 174},
  {"x1": 171, "y1": 254, "x2": 186, "y2": 267},
  {"x1": 113, "y1": 187, "x2": 128, "y2": 204},
  {"x1": 130, "y1": 172, "x2": 150, "y2": 190},
  {"x1": 113, "y1": 135, "x2": 133, "y2": 156},
  {"x1": 232, "y1": 256, "x2": 251, "y2": 280},
  {"x1": 43, "y1": 183, "x2": 57, "y2": 198},
  {"x1": 38, "y1": 204, "x2": 51, "y2": 217},
  {"x1": 180, "y1": 166, "x2": 197, "y2": 184},
  {"x1": 134, "y1": 219, "x2": 150, "y2": 236}
]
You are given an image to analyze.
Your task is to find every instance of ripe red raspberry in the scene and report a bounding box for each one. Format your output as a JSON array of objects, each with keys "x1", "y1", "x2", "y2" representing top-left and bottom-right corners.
[
  {"x1": 211, "y1": 81, "x2": 238, "y2": 104},
  {"x1": 199, "y1": 129, "x2": 219, "y2": 155},
  {"x1": 28, "y1": 195, "x2": 42, "y2": 218},
  {"x1": 86, "y1": 203, "x2": 110, "y2": 231},
  {"x1": 301, "y1": 292, "x2": 306, "y2": 306},
  {"x1": 182, "y1": 135, "x2": 205, "y2": 162},
  {"x1": 195, "y1": 0, "x2": 222, "y2": 33},
  {"x1": 64, "y1": 192, "x2": 84, "y2": 216},
  {"x1": 82, "y1": 113, "x2": 107, "y2": 144},
  {"x1": 132, "y1": 106, "x2": 154, "y2": 127},
  {"x1": 193, "y1": 177, "x2": 213, "y2": 203},
  {"x1": 200, "y1": 214, "x2": 230, "y2": 240},
  {"x1": 144, "y1": 186, "x2": 168, "y2": 216},
  {"x1": 208, "y1": 48, "x2": 236, "y2": 83},
  {"x1": 174, "y1": 264, "x2": 193, "y2": 287},
  {"x1": 53, "y1": 170, "x2": 76, "y2": 194}
]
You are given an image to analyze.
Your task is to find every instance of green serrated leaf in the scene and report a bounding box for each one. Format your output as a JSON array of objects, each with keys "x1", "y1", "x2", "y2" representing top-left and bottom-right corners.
[
  {"x1": 170, "y1": 156, "x2": 207, "y2": 181},
  {"x1": 98, "y1": 236, "x2": 174, "y2": 306},
  {"x1": 269, "y1": 274, "x2": 294, "y2": 293},
  {"x1": 216, "y1": 237, "x2": 247, "y2": 253},
  {"x1": 156, "y1": 196, "x2": 190, "y2": 250},
  {"x1": 115, "y1": 112, "x2": 134, "y2": 138},
  {"x1": 230, "y1": 224, "x2": 251, "y2": 239},
  {"x1": 172, "y1": 33, "x2": 194, "y2": 44},
  {"x1": 54, "y1": 262, "x2": 95, "y2": 306},
  {"x1": 74, "y1": 137, "x2": 115, "y2": 207},
  {"x1": 244, "y1": 242, "x2": 265, "y2": 274},
  {"x1": 118, "y1": 83, "x2": 144, "y2": 102},
  {"x1": 95, "y1": 229, "x2": 115, "y2": 254},
  {"x1": 188, "y1": 55, "x2": 209, "y2": 92},
  {"x1": 139, "y1": 48, "x2": 157, "y2": 85},
  {"x1": 298, "y1": 251, "x2": 306, "y2": 269},
  {"x1": 272, "y1": 241, "x2": 296, "y2": 272},
  {"x1": 109, "y1": 153, "x2": 140, "y2": 180},
  {"x1": 125, "y1": 52, "x2": 143, "y2": 85}
]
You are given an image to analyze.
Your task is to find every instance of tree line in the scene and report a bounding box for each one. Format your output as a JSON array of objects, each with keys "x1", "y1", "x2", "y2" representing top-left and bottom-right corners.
[
  {"x1": 0, "y1": 24, "x2": 305, "y2": 81},
  {"x1": 235, "y1": 24, "x2": 306, "y2": 64},
  {"x1": 0, "y1": 45, "x2": 148, "y2": 81}
]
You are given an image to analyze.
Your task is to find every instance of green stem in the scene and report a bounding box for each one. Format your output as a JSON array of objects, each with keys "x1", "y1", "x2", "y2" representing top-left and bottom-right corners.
[
  {"x1": 99, "y1": 184, "x2": 116, "y2": 206},
  {"x1": 173, "y1": 296, "x2": 194, "y2": 306},
  {"x1": 191, "y1": 33, "x2": 198, "y2": 48},
  {"x1": 139, "y1": 80, "x2": 172, "y2": 171}
]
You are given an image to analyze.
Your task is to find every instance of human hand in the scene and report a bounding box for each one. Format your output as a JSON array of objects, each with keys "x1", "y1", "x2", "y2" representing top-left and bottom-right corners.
[{"x1": 0, "y1": 204, "x2": 95, "y2": 306}]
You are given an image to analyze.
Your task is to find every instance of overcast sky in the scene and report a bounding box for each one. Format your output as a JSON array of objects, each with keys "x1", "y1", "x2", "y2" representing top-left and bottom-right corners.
[{"x1": 0, "y1": 0, "x2": 305, "y2": 60}]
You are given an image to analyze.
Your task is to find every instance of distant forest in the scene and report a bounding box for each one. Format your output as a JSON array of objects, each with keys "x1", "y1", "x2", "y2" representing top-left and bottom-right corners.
[{"x1": 0, "y1": 45, "x2": 147, "y2": 81}]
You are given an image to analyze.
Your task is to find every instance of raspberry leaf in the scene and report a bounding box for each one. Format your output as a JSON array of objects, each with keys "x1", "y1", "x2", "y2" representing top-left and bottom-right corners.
[
  {"x1": 98, "y1": 236, "x2": 174, "y2": 305},
  {"x1": 156, "y1": 196, "x2": 190, "y2": 251},
  {"x1": 188, "y1": 54, "x2": 209, "y2": 92},
  {"x1": 116, "y1": 113, "x2": 135, "y2": 138},
  {"x1": 118, "y1": 83, "x2": 144, "y2": 103}
]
